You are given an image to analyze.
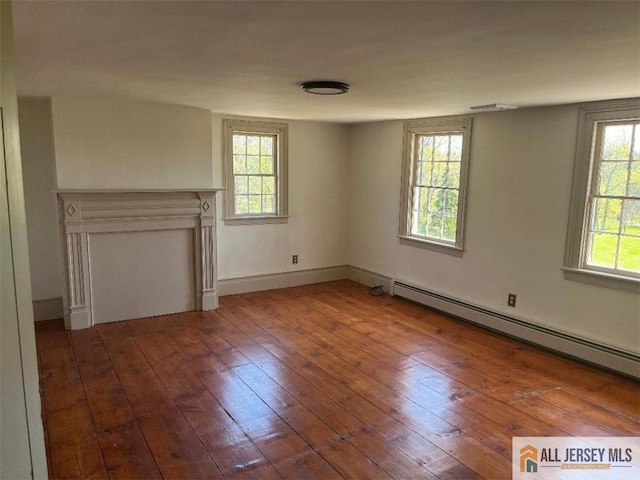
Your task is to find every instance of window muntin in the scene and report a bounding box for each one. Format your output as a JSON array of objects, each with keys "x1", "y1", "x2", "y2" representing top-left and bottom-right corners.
[
  {"x1": 399, "y1": 116, "x2": 472, "y2": 255},
  {"x1": 232, "y1": 133, "x2": 277, "y2": 216},
  {"x1": 563, "y1": 100, "x2": 640, "y2": 291},
  {"x1": 223, "y1": 119, "x2": 288, "y2": 224},
  {"x1": 411, "y1": 132, "x2": 464, "y2": 243},
  {"x1": 584, "y1": 120, "x2": 640, "y2": 276}
]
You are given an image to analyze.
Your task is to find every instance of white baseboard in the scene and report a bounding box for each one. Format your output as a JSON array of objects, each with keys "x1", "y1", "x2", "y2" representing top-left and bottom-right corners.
[
  {"x1": 32, "y1": 298, "x2": 63, "y2": 321},
  {"x1": 40, "y1": 264, "x2": 637, "y2": 377},
  {"x1": 218, "y1": 265, "x2": 350, "y2": 296},
  {"x1": 347, "y1": 267, "x2": 639, "y2": 377},
  {"x1": 347, "y1": 265, "x2": 394, "y2": 293},
  {"x1": 35, "y1": 266, "x2": 349, "y2": 320},
  {"x1": 391, "y1": 279, "x2": 639, "y2": 379}
]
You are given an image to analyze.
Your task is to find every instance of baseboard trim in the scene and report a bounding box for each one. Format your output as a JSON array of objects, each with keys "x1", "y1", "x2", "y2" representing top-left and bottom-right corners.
[
  {"x1": 346, "y1": 265, "x2": 394, "y2": 293},
  {"x1": 39, "y1": 266, "x2": 638, "y2": 377},
  {"x1": 32, "y1": 297, "x2": 64, "y2": 321},
  {"x1": 218, "y1": 265, "x2": 350, "y2": 296},
  {"x1": 390, "y1": 278, "x2": 639, "y2": 379}
]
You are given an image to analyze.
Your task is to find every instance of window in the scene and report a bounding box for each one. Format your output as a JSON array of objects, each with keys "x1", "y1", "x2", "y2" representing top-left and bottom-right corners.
[
  {"x1": 223, "y1": 119, "x2": 288, "y2": 225},
  {"x1": 564, "y1": 100, "x2": 640, "y2": 291},
  {"x1": 399, "y1": 116, "x2": 472, "y2": 256}
]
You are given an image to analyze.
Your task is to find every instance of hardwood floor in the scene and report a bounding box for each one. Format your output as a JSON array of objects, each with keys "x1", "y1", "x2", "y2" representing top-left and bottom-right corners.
[{"x1": 36, "y1": 280, "x2": 639, "y2": 479}]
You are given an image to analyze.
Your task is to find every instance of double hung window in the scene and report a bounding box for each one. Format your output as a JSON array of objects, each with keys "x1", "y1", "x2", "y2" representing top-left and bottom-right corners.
[
  {"x1": 564, "y1": 100, "x2": 640, "y2": 290},
  {"x1": 223, "y1": 119, "x2": 288, "y2": 225},
  {"x1": 399, "y1": 116, "x2": 472, "y2": 256}
]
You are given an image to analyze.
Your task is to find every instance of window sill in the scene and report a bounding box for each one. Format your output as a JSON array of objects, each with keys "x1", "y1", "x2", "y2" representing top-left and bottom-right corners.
[
  {"x1": 562, "y1": 267, "x2": 640, "y2": 293},
  {"x1": 224, "y1": 215, "x2": 289, "y2": 226},
  {"x1": 398, "y1": 235, "x2": 464, "y2": 257}
]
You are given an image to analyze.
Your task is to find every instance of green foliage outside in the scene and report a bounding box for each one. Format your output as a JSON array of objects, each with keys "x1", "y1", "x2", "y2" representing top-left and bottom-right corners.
[
  {"x1": 587, "y1": 123, "x2": 640, "y2": 273},
  {"x1": 232, "y1": 134, "x2": 276, "y2": 215},
  {"x1": 589, "y1": 226, "x2": 640, "y2": 272},
  {"x1": 412, "y1": 134, "x2": 462, "y2": 242}
]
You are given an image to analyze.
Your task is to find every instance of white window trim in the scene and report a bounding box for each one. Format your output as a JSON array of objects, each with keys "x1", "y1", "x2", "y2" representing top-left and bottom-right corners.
[
  {"x1": 398, "y1": 115, "x2": 473, "y2": 257},
  {"x1": 223, "y1": 119, "x2": 289, "y2": 225},
  {"x1": 563, "y1": 98, "x2": 640, "y2": 292}
]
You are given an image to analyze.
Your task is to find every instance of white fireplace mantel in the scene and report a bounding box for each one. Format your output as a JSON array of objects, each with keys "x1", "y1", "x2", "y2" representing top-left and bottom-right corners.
[{"x1": 56, "y1": 189, "x2": 222, "y2": 330}]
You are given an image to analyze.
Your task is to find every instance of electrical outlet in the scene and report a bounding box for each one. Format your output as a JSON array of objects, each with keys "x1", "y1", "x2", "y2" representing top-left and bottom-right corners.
[
  {"x1": 292, "y1": 254, "x2": 298, "y2": 264},
  {"x1": 508, "y1": 293, "x2": 517, "y2": 307}
]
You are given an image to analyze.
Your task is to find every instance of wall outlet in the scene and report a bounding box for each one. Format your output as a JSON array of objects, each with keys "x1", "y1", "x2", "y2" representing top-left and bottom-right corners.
[
  {"x1": 508, "y1": 293, "x2": 517, "y2": 307},
  {"x1": 292, "y1": 254, "x2": 298, "y2": 264}
]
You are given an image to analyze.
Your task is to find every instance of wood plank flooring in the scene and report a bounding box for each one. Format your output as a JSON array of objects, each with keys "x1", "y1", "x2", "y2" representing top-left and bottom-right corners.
[{"x1": 36, "y1": 280, "x2": 639, "y2": 479}]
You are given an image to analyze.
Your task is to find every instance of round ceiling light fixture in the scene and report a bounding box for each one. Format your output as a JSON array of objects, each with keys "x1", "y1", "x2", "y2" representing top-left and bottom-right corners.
[{"x1": 300, "y1": 81, "x2": 350, "y2": 95}]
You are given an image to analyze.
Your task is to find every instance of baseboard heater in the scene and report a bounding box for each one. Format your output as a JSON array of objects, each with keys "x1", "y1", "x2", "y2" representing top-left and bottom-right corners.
[{"x1": 392, "y1": 280, "x2": 640, "y2": 379}]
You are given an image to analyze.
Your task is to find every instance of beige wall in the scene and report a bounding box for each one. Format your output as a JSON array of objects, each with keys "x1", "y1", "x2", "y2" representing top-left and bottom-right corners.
[
  {"x1": 51, "y1": 97, "x2": 213, "y2": 188},
  {"x1": 212, "y1": 114, "x2": 350, "y2": 280},
  {"x1": 347, "y1": 105, "x2": 640, "y2": 355},
  {"x1": 18, "y1": 97, "x2": 61, "y2": 302},
  {"x1": 43, "y1": 99, "x2": 350, "y2": 282},
  {"x1": 20, "y1": 95, "x2": 639, "y2": 356},
  {"x1": 1, "y1": 3, "x2": 48, "y2": 477}
]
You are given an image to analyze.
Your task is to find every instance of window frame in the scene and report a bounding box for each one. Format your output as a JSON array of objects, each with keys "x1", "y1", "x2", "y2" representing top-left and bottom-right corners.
[
  {"x1": 223, "y1": 119, "x2": 289, "y2": 225},
  {"x1": 398, "y1": 115, "x2": 473, "y2": 257},
  {"x1": 563, "y1": 99, "x2": 640, "y2": 292}
]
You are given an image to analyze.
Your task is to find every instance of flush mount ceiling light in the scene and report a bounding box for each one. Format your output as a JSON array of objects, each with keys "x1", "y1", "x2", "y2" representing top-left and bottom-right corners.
[
  {"x1": 469, "y1": 103, "x2": 519, "y2": 111},
  {"x1": 300, "y1": 81, "x2": 350, "y2": 95}
]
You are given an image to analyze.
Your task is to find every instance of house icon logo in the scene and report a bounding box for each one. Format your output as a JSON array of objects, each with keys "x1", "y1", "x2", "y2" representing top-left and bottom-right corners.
[{"x1": 520, "y1": 444, "x2": 538, "y2": 473}]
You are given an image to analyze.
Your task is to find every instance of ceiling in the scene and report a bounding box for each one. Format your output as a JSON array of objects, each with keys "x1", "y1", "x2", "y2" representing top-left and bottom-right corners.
[{"x1": 12, "y1": 0, "x2": 640, "y2": 123}]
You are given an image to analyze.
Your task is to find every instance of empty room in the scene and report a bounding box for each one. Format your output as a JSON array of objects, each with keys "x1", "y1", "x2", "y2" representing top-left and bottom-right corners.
[{"x1": 1, "y1": 1, "x2": 639, "y2": 479}]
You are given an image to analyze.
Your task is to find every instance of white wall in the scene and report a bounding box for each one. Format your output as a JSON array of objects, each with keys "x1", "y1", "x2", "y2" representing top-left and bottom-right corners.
[
  {"x1": 18, "y1": 97, "x2": 62, "y2": 302},
  {"x1": 348, "y1": 105, "x2": 640, "y2": 355},
  {"x1": 45, "y1": 99, "x2": 350, "y2": 282},
  {"x1": 212, "y1": 114, "x2": 350, "y2": 279},
  {"x1": 51, "y1": 97, "x2": 213, "y2": 188},
  {"x1": 29, "y1": 95, "x2": 638, "y2": 355},
  {"x1": 1, "y1": 2, "x2": 48, "y2": 477}
]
